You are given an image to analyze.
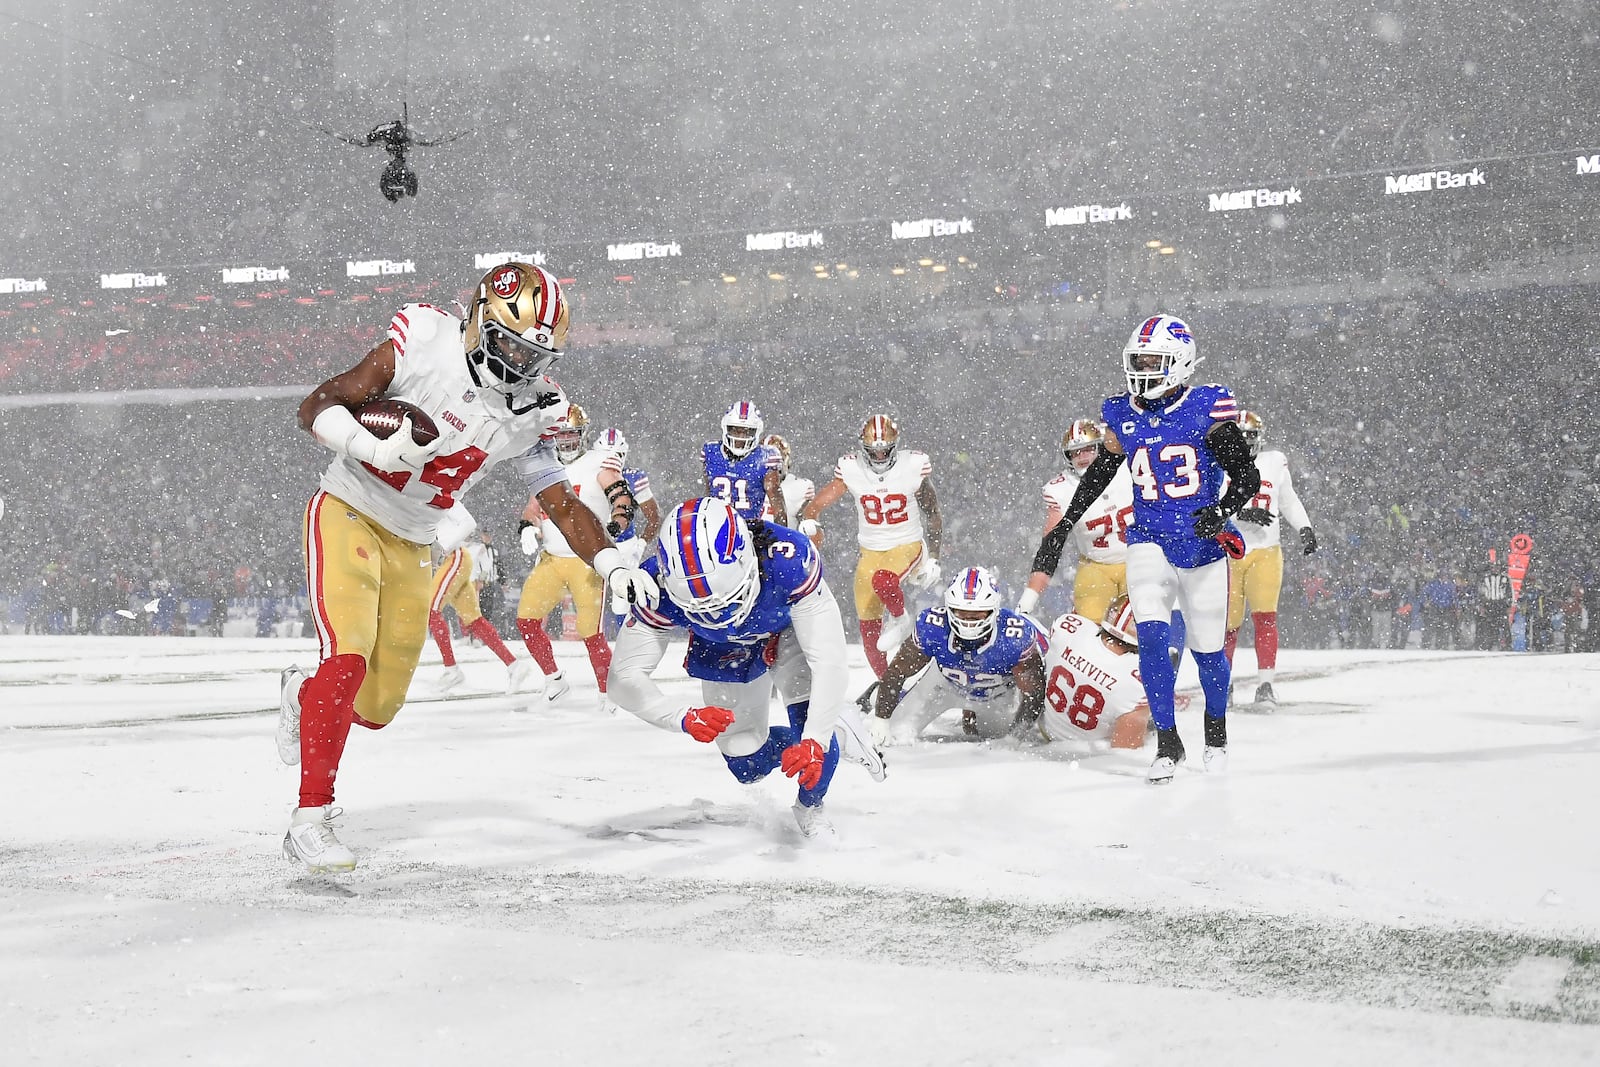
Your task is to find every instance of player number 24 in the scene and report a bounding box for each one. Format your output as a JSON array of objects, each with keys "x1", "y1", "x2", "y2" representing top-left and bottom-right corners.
[
  {"x1": 1045, "y1": 663, "x2": 1106, "y2": 731},
  {"x1": 363, "y1": 446, "x2": 488, "y2": 509}
]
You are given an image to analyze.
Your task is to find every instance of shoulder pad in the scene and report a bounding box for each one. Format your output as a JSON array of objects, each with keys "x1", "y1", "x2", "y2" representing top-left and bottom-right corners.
[{"x1": 387, "y1": 303, "x2": 451, "y2": 358}]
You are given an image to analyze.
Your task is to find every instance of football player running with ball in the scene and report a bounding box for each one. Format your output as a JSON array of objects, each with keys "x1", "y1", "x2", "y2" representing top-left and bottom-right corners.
[
  {"x1": 609, "y1": 498, "x2": 885, "y2": 839},
  {"x1": 869, "y1": 567, "x2": 1046, "y2": 745},
  {"x1": 277, "y1": 262, "x2": 657, "y2": 871},
  {"x1": 1028, "y1": 315, "x2": 1260, "y2": 783}
]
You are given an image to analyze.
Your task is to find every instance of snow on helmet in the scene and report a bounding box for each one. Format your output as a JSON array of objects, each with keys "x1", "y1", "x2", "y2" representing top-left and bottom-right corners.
[
  {"x1": 655, "y1": 498, "x2": 760, "y2": 629},
  {"x1": 944, "y1": 566, "x2": 1002, "y2": 643}
]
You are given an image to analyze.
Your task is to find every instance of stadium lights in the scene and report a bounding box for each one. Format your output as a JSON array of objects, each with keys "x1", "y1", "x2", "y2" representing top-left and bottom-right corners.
[
  {"x1": 815, "y1": 272, "x2": 831, "y2": 279},
  {"x1": 931, "y1": 264, "x2": 948, "y2": 273},
  {"x1": 721, "y1": 274, "x2": 738, "y2": 283},
  {"x1": 957, "y1": 256, "x2": 968, "y2": 264},
  {"x1": 917, "y1": 258, "x2": 934, "y2": 267},
  {"x1": 847, "y1": 270, "x2": 859, "y2": 278},
  {"x1": 1159, "y1": 246, "x2": 1176, "y2": 255},
  {"x1": 767, "y1": 272, "x2": 785, "y2": 281},
  {"x1": 836, "y1": 263, "x2": 848, "y2": 270},
  {"x1": 1146, "y1": 239, "x2": 1163, "y2": 248},
  {"x1": 891, "y1": 267, "x2": 908, "y2": 275}
]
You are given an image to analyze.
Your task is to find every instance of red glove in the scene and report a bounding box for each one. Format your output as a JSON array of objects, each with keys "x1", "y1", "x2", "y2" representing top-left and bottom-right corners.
[
  {"x1": 1217, "y1": 529, "x2": 1246, "y2": 560},
  {"x1": 781, "y1": 738, "x2": 827, "y2": 789},
  {"x1": 681, "y1": 705, "x2": 736, "y2": 743}
]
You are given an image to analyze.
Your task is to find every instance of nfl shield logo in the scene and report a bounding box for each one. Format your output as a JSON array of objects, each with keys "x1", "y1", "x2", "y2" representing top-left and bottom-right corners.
[{"x1": 463, "y1": 389, "x2": 477, "y2": 403}]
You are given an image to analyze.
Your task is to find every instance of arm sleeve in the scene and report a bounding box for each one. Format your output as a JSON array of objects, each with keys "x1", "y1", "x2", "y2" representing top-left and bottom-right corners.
[
  {"x1": 788, "y1": 577, "x2": 851, "y2": 744},
  {"x1": 1031, "y1": 448, "x2": 1121, "y2": 576},
  {"x1": 608, "y1": 620, "x2": 690, "y2": 733},
  {"x1": 512, "y1": 437, "x2": 570, "y2": 498},
  {"x1": 1208, "y1": 421, "x2": 1262, "y2": 515},
  {"x1": 1276, "y1": 463, "x2": 1312, "y2": 531}
]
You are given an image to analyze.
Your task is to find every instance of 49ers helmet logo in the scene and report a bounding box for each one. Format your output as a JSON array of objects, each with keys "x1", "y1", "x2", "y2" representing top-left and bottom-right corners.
[{"x1": 489, "y1": 266, "x2": 522, "y2": 299}]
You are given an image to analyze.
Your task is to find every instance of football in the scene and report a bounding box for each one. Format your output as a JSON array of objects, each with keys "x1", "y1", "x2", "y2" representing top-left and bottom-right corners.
[{"x1": 355, "y1": 398, "x2": 440, "y2": 445}]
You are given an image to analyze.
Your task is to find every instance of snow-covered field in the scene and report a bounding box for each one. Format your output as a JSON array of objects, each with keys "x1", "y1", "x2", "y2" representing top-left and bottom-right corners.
[{"x1": 3, "y1": 635, "x2": 1598, "y2": 1064}]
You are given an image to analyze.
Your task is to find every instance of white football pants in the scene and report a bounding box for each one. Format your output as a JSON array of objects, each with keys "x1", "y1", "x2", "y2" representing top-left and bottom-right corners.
[
  {"x1": 700, "y1": 628, "x2": 813, "y2": 758},
  {"x1": 1124, "y1": 542, "x2": 1229, "y2": 654},
  {"x1": 884, "y1": 666, "x2": 1018, "y2": 743}
]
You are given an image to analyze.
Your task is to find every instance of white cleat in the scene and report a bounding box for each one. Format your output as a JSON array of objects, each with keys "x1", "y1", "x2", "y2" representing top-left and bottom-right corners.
[
  {"x1": 792, "y1": 801, "x2": 835, "y2": 840},
  {"x1": 282, "y1": 805, "x2": 356, "y2": 873},
  {"x1": 437, "y1": 665, "x2": 466, "y2": 692},
  {"x1": 1147, "y1": 755, "x2": 1182, "y2": 784},
  {"x1": 832, "y1": 705, "x2": 888, "y2": 782},
  {"x1": 596, "y1": 695, "x2": 618, "y2": 715},
  {"x1": 1204, "y1": 746, "x2": 1229, "y2": 774},
  {"x1": 874, "y1": 613, "x2": 913, "y2": 654},
  {"x1": 542, "y1": 670, "x2": 570, "y2": 704},
  {"x1": 277, "y1": 666, "x2": 307, "y2": 766},
  {"x1": 505, "y1": 659, "x2": 536, "y2": 694}
]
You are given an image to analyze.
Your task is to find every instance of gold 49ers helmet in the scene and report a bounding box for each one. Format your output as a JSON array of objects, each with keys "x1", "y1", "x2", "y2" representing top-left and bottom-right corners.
[
  {"x1": 1062, "y1": 418, "x2": 1105, "y2": 472},
  {"x1": 763, "y1": 433, "x2": 792, "y2": 474},
  {"x1": 1237, "y1": 410, "x2": 1264, "y2": 457},
  {"x1": 463, "y1": 261, "x2": 569, "y2": 414},
  {"x1": 860, "y1": 413, "x2": 900, "y2": 473},
  {"x1": 553, "y1": 401, "x2": 590, "y2": 463}
]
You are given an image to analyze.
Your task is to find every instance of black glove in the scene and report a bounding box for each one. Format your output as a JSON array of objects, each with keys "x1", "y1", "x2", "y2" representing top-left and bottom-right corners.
[
  {"x1": 606, "y1": 519, "x2": 625, "y2": 538},
  {"x1": 1236, "y1": 507, "x2": 1274, "y2": 527},
  {"x1": 517, "y1": 518, "x2": 535, "y2": 534},
  {"x1": 1300, "y1": 527, "x2": 1318, "y2": 556},
  {"x1": 1191, "y1": 505, "x2": 1227, "y2": 539}
]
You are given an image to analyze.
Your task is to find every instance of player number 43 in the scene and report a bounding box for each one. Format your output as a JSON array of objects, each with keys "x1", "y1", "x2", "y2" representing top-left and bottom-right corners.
[{"x1": 1129, "y1": 444, "x2": 1200, "y2": 501}]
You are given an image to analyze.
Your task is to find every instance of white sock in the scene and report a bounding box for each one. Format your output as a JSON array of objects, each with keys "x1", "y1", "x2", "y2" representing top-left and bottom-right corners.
[{"x1": 1259, "y1": 668, "x2": 1275, "y2": 684}]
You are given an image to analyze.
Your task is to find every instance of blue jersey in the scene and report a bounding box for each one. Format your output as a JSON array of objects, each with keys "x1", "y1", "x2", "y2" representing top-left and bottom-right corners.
[
  {"x1": 614, "y1": 467, "x2": 652, "y2": 542},
  {"x1": 1104, "y1": 384, "x2": 1240, "y2": 569},
  {"x1": 703, "y1": 442, "x2": 781, "y2": 521},
  {"x1": 911, "y1": 607, "x2": 1046, "y2": 701},
  {"x1": 630, "y1": 522, "x2": 824, "y2": 683}
]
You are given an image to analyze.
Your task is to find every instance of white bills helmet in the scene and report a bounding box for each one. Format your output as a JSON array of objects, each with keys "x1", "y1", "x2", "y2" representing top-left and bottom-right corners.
[
  {"x1": 1122, "y1": 314, "x2": 1198, "y2": 401},
  {"x1": 656, "y1": 498, "x2": 760, "y2": 630},
  {"x1": 721, "y1": 401, "x2": 764, "y2": 459},
  {"x1": 944, "y1": 566, "x2": 1002, "y2": 643}
]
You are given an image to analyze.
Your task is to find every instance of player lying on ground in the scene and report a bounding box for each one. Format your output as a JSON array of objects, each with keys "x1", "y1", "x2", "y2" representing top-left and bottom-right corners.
[
  {"x1": 609, "y1": 498, "x2": 885, "y2": 839},
  {"x1": 868, "y1": 566, "x2": 1046, "y2": 745},
  {"x1": 1020, "y1": 596, "x2": 1154, "y2": 750}
]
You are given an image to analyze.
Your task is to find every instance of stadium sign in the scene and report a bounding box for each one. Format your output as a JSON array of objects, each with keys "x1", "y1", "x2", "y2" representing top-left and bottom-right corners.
[
  {"x1": 1383, "y1": 167, "x2": 1486, "y2": 195},
  {"x1": 606, "y1": 241, "x2": 682, "y2": 261},
  {"x1": 1577, "y1": 155, "x2": 1600, "y2": 176},
  {"x1": 1045, "y1": 203, "x2": 1132, "y2": 227},
  {"x1": 473, "y1": 251, "x2": 547, "y2": 268},
  {"x1": 100, "y1": 272, "x2": 167, "y2": 289},
  {"x1": 1206, "y1": 186, "x2": 1302, "y2": 212},
  {"x1": 221, "y1": 266, "x2": 289, "y2": 284},
  {"x1": 744, "y1": 230, "x2": 825, "y2": 251},
  {"x1": 0, "y1": 276, "x2": 47, "y2": 294},
  {"x1": 890, "y1": 216, "x2": 974, "y2": 240},
  {"x1": 346, "y1": 258, "x2": 416, "y2": 277}
]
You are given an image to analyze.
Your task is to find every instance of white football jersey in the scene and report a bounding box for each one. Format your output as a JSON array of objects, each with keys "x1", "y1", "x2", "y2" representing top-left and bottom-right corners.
[
  {"x1": 319, "y1": 304, "x2": 567, "y2": 544},
  {"x1": 1038, "y1": 613, "x2": 1146, "y2": 744},
  {"x1": 1042, "y1": 466, "x2": 1135, "y2": 564},
  {"x1": 540, "y1": 448, "x2": 621, "y2": 558},
  {"x1": 1236, "y1": 450, "x2": 1312, "y2": 552},
  {"x1": 763, "y1": 473, "x2": 815, "y2": 527},
  {"x1": 835, "y1": 450, "x2": 932, "y2": 550}
]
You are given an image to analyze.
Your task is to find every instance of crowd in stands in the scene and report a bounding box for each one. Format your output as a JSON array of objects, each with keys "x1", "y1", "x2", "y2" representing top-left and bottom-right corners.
[{"x1": 4, "y1": 281, "x2": 1597, "y2": 658}]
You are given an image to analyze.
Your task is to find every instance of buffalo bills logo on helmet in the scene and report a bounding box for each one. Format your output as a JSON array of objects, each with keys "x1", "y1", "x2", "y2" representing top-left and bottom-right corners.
[
  {"x1": 490, "y1": 266, "x2": 521, "y2": 299},
  {"x1": 1167, "y1": 320, "x2": 1192, "y2": 344}
]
